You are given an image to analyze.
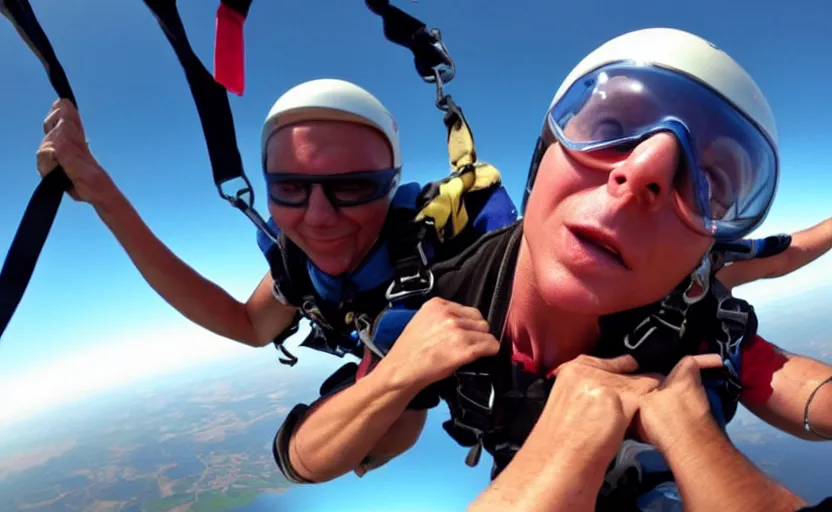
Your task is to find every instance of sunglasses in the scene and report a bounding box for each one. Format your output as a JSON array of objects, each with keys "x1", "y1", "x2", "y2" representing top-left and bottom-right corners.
[{"x1": 264, "y1": 168, "x2": 401, "y2": 208}]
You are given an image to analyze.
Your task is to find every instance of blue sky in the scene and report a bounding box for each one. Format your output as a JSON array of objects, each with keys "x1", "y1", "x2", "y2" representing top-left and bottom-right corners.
[{"x1": 1, "y1": 0, "x2": 831, "y2": 423}]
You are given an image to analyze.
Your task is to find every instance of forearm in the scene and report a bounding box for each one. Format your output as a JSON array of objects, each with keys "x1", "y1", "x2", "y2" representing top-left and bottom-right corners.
[
  {"x1": 93, "y1": 178, "x2": 262, "y2": 345},
  {"x1": 661, "y1": 418, "x2": 805, "y2": 512},
  {"x1": 289, "y1": 361, "x2": 425, "y2": 482},
  {"x1": 717, "y1": 218, "x2": 832, "y2": 289},
  {"x1": 470, "y1": 404, "x2": 621, "y2": 511},
  {"x1": 748, "y1": 354, "x2": 832, "y2": 440},
  {"x1": 787, "y1": 218, "x2": 832, "y2": 271}
]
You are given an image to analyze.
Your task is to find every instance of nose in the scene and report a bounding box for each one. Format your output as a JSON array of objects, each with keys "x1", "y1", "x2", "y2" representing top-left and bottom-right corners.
[
  {"x1": 304, "y1": 184, "x2": 339, "y2": 227},
  {"x1": 607, "y1": 132, "x2": 682, "y2": 211}
]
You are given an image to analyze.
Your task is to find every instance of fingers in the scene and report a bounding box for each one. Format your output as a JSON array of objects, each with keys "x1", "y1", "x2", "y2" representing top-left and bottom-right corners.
[
  {"x1": 686, "y1": 353, "x2": 724, "y2": 370},
  {"x1": 35, "y1": 143, "x2": 59, "y2": 176},
  {"x1": 597, "y1": 354, "x2": 640, "y2": 374},
  {"x1": 552, "y1": 354, "x2": 639, "y2": 377},
  {"x1": 451, "y1": 316, "x2": 491, "y2": 334},
  {"x1": 424, "y1": 296, "x2": 486, "y2": 323},
  {"x1": 460, "y1": 331, "x2": 500, "y2": 362},
  {"x1": 666, "y1": 354, "x2": 723, "y2": 381},
  {"x1": 43, "y1": 98, "x2": 81, "y2": 132},
  {"x1": 450, "y1": 303, "x2": 488, "y2": 322}
]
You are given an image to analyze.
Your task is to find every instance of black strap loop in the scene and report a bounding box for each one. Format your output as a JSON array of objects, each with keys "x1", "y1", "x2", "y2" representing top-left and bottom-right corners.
[
  {"x1": 365, "y1": 0, "x2": 454, "y2": 83},
  {"x1": 141, "y1": 1, "x2": 277, "y2": 243},
  {"x1": 0, "y1": 0, "x2": 76, "y2": 339}
]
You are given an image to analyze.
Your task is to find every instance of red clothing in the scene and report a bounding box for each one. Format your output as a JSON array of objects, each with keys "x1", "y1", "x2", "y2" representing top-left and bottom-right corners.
[
  {"x1": 508, "y1": 333, "x2": 786, "y2": 407},
  {"x1": 738, "y1": 334, "x2": 787, "y2": 406}
]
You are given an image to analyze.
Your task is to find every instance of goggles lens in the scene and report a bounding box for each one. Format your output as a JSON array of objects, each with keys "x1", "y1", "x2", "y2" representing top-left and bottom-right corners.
[{"x1": 546, "y1": 61, "x2": 778, "y2": 240}]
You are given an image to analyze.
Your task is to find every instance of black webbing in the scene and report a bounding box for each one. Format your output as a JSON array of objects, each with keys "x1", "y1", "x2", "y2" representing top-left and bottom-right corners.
[
  {"x1": 365, "y1": 0, "x2": 453, "y2": 81},
  {"x1": 141, "y1": 0, "x2": 276, "y2": 242},
  {"x1": 0, "y1": 0, "x2": 75, "y2": 339}
]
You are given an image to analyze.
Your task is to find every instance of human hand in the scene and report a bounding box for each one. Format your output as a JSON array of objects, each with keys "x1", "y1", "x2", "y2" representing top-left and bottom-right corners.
[
  {"x1": 633, "y1": 354, "x2": 725, "y2": 455},
  {"x1": 36, "y1": 98, "x2": 112, "y2": 204},
  {"x1": 545, "y1": 354, "x2": 663, "y2": 463},
  {"x1": 382, "y1": 297, "x2": 500, "y2": 390}
]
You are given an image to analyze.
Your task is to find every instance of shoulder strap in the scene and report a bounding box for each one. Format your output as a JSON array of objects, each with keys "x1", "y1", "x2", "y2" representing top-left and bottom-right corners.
[
  {"x1": 365, "y1": 0, "x2": 454, "y2": 83},
  {"x1": 443, "y1": 223, "x2": 524, "y2": 467},
  {"x1": 366, "y1": 1, "x2": 505, "y2": 244},
  {"x1": 141, "y1": 1, "x2": 276, "y2": 243},
  {"x1": 416, "y1": 99, "x2": 504, "y2": 242},
  {"x1": 0, "y1": 0, "x2": 76, "y2": 340}
]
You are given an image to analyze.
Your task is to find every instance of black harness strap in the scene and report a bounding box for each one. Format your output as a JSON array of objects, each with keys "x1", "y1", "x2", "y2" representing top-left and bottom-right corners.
[
  {"x1": 0, "y1": 0, "x2": 75, "y2": 339},
  {"x1": 365, "y1": 0, "x2": 454, "y2": 83},
  {"x1": 141, "y1": 0, "x2": 276, "y2": 243}
]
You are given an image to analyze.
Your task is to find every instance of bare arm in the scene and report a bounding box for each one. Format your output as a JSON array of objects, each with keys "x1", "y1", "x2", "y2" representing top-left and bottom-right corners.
[
  {"x1": 469, "y1": 355, "x2": 657, "y2": 512},
  {"x1": 282, "y1": 297, "x2": 501, "y2": 483},
  {"x1": 285, "y1": 350, "x2": 428, "y2": 482},
  {"x1": 717, "y1": 217, "x2": 832, "y2": 291},
  {"x1": 468, "y1": 395, "x2": 622, "y2": 512},
  {"x1": 743, "y1": 348, "x2": 832, "y2": 440},
  {"x1": 37, "y1": 98, "x2": 296, "y2": 346},
  {"x1": 659, "y1": 415, "x2": 806, "y2": 511},
  {"x1": 95, "y1": 177, "x2": 296, "y2": 346}
]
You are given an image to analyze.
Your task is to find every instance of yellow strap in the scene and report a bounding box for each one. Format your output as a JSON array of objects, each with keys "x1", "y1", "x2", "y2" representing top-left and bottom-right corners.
[{"x1": 415, "y1": 104, "x2": 503, "y2": 241}]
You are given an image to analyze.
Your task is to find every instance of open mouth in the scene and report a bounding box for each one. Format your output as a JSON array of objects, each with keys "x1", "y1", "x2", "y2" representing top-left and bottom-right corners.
[{"x1": 569, "y1": 226, "x2": 629, "y2": 269}]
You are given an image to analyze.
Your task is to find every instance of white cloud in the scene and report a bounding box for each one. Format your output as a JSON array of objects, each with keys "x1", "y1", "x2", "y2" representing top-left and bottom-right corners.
[
  {"x1": 731, "y1": 255, "x2": 832, "y2": 306},
  {"x1": 0, "y1": 323, "x2": 292, "y2": 427}
]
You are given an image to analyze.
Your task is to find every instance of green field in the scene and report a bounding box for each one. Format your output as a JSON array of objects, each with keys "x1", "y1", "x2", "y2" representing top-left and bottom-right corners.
[{"x1": 144, "y1": 492, "x2": 195, "y2": 512}]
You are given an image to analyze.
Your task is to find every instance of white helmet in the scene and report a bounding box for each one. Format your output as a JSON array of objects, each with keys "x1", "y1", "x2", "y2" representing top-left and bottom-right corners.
[
  {"x1": 551, "y1": 27, "x2": 778, "y2": 149},
  {"x1": 261, "y1": 78, "x2": 401, "y2": 167}
]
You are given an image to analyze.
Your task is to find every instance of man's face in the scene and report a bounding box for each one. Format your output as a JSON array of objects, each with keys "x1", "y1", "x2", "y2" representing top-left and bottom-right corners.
[
  {"x1": 522, "y1": 132, "x2": 712, "y2": 316},
  {"x1": 265, "y1": 120, "x2": 394, "y2": 276}
]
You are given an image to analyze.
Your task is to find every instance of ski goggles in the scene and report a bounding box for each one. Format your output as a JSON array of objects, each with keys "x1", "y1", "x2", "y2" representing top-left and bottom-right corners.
[
  {"x1": 544, "y1": 61, "x2": 778, "y2": 241},
  {"x1": 265, "y1": 167, "x2": 401, "y2": 208}
]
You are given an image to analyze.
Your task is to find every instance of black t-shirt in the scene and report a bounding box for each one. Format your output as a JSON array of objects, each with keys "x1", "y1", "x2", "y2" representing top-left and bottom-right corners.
[
  {"x1": 799, "y1": 498, "x2": 832, "y2": 511},
  {"x1": 428, "y1": 220, "x2": 523, "y2": 339}
]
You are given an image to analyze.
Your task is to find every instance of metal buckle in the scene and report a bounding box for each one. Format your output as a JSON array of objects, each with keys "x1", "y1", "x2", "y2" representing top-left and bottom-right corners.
[
  {"x1": 623, "y1": 316, "x2": 658, "y2": 350},
  {"x1": 301, "y1": 299, "x2": 333, "y2": 331},
  {"x1": 418, "y1": 28, "x2": 456, "y2": 112},
  {"x1": 218, "y1": 175, "x2": 280, "y2": 244},
  {"x1": 355, "y1": 314, "x2": 386, "y2": 358},
  {"x1": 420, "y1": 28, "x2": 456, "y2": 86},
  {"x1": 385, "y1": 239, "x2": 434, "y2": 301},
  {"x1": 683, "y1": 252, "x2": 713, "y2": 305},
  {"x1": 455, "y1": 371, "x2": 496, "y2": 413},
  {"x1": 217, "y1": 174, "x2": 255, "y2": 208},
  {"x1": 715, "y1": 295, "x2": 748, "y2": 361}
]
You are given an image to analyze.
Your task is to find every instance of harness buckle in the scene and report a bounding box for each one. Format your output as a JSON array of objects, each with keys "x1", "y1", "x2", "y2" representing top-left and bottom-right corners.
[
  {"x1": 455, "y1": 371, "x2": 496, "y2": 412},
  {"x1": 623, "y1": 316, "x2": 658, "y2": 351},
  {"x1": 301, "y1": 298, "x2": 334, "y2": 331},
  {"x1": 218, "y1": 175, "x2": 279, "y2": 244},
  {"x1": 385, "y1": 239, "x2": 434, "y2": 302},
  {"x1": 415, "y1": 28, "x2": 456, "y2": 112},
  {"x1": 419, "y1": 28, "x2": 455, "y2": 85},
  {"x1": 715, "y1": 295, "x2": 749, "y2": 361},
  {"x1": 683, "y1": 252, "x2": 713, "y2": 305},
  {"x1": 355, "y1": 313, "x2": 386, "y2": 358}
]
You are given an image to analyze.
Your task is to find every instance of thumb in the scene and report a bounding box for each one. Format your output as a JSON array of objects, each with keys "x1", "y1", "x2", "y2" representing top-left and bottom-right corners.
[{"x1": 595, "y1": 354, "x2": 640, "y2": 375}]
